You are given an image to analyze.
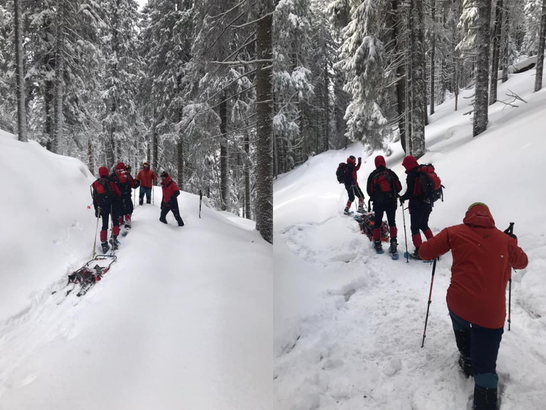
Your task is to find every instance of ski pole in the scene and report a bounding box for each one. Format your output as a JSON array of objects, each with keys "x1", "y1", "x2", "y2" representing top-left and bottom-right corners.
[
  {"x1": 92, "y1": 206, "x2": 100, "y2": 257},
  {"x1": 199, "y1": 189, "x2": 203, "y2": 218},
  {"x1": 506, "y1": 222, "x2": 515, "y2": 331},
  {"x1": 401, "y1": 199, "x2": 409, "y2": 263},
  {"x1": 421, "y1": 257, "x2": 437, "y2": 348}
]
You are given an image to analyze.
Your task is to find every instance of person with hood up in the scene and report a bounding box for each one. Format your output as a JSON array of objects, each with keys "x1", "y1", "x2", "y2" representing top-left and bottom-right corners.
[
  {"x1": 399, "y1": 155, "x2": 434, "y2": 259},
  {"x1": 366, "y1": 155, "x2": 402, "y2": 255},
  {"x1": 159, "y1": 171, "x2": 184, "y2": 227},
  {"x1": 136, "y1": 161, "x2": 157, "y2": 205},
  {"x1": 91, "y1": 166, "x2": 121, "y2": 253},
  {"x1": 111, "y1": 162, "x2": 135, "y2": 230},
  {"x1": 343, "y1": 155, "x2": 365, "y2": 215},
  {"x1": 419, "y1": 203, "x2": 528, "y2": 410}
]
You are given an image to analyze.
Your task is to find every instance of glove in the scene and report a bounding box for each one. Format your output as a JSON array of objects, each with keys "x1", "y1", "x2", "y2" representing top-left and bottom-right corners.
[
  {"x1": 358, "y1": 157, "x2": 362, "y2": 163},
  {"x1": 95, "y1": 207, "x2": 100, "y2": 218},
  {"x1": 503, "y1": 227, "x2": 517, "y2": 240},
  {"x1": 399, "y1": 197, "x2": 405, "y2": 206}
]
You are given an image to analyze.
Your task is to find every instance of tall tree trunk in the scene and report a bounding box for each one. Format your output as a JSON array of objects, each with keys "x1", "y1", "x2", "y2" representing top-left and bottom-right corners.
[
  {"x1": 244, "y1": 130, "x2": 251, "y2": 219},
  {"x1": 324, "y1": 63, "x2": 330, "y2": 152},
  {"x1": 53, "y1": 0, "x2": 64, "y2": 153},
  {"x1": 535, "y1": 0, "x2": 546, "y2": 92},
  {"x1": 410, "y1": 0, "x2": 426, "y2": 157},
  {"x1": 501, "y1": 3, "x2": 509, "y2": 83},
  {"x1": 177, "y1": 140, "x2": 183, "y2": 190},
  {"x1": 473, "y1": 0, "x2": 492, "y2": 137},
  {"x1": 219, "y1": 96, "x2": 229, "y2": 211},
  {"x1": 88, "y1": 138, "x2": 94, "y2": 175},
  {"x1": 152, "y1": 114, "x2": 159, "y2": 172},
  {"x1": 490, "y1": 0, "x2": 503, "y2": 104},
  {"x1": 430, "y1": 0, "x2": 436, "y2": 116},
  {"x1": 14, "y1": 0, "x2": 27, "y2": 142},
  {"x1": 255, "y1": 4, "x2": 273, "y2": 244}
]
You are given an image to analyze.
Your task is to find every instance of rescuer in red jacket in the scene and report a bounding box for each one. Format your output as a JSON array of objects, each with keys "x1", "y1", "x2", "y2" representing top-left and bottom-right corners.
[
  {"x1": 91, "y1": 166, "x2": 121, "y2": 253},
  {"x1": 419, "y1": 203, "x2": 528, "y2": 410},
  {"x1": 159, "y1": 171, "x2": 184, "y2": 227}
]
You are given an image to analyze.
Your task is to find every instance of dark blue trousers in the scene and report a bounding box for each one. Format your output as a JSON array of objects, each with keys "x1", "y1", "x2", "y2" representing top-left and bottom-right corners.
[{"x1": 450, "y1": 311, "x2": 504, "y2": 389}]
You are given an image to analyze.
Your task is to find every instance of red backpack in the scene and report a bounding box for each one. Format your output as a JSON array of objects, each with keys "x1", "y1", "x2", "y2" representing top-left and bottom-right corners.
[
  {"x1": 371, "y1": 169, "x2": 400, "y2": 200},
  {"x1": 414, "y1": 164, "x2": 443, "y2": 203}
]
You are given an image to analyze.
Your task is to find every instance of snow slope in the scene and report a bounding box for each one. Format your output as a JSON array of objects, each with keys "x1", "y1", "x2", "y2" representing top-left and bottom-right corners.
[
  {"x1": 0, "y1": 135, "x2": 272, "y2": 409},
  {"x1": 274, "y1": 68, "x2": 546, "y2": 409}
]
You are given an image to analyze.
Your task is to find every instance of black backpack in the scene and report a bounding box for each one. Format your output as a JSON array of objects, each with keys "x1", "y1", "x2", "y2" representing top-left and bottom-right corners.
[
  {"x1": 93, "y1": 178, "x2": 115, "y2": 208},
  {"x1": 371, "y1": 169, "x2": 397, "y2": 201},
  {"x1": 336, "y1": 163, "x2": 347, "y2": 184}
]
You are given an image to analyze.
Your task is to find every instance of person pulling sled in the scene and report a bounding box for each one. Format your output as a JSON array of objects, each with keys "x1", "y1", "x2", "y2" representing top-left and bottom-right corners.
[
  {"x1": 159, "y1": 171, "x2": 185, "y2": 227},
  {"x1": 337, "y1": 155, "x2": 365, "y2": 215},
  {"x1": 366, "y1": 155, "x2": 402, "y2": 256},
  {"x1": 91, "y1": 166, "x2": 122, "y2": 254},
  {"x1": 419, "y1": 203, "x2": 528, "y2": 410}
]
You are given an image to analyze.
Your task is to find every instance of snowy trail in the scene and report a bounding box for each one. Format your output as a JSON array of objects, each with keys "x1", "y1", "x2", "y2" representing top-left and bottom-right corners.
[
  {"x1": 274, "y1": 69, "x2": 546, "y2": 409},
  {"x1": 0, "y1": 192, "x2": 272, "y2": 410}
]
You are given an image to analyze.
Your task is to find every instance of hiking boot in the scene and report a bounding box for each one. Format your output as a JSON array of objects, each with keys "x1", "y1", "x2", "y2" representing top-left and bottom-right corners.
[
  {"x1": 139, "y1": 199, "x2": 143, "y2": 206},
  {"x1": 357, "y1": 204, "x2": 364, "y2": 213},
  {"x1": 110, "y1": 235, "x2": 120, "y2": 251},
  {"x1": 388, "y1": 238, "x2": 398, "y2": 255},
  {"x1": 101, "y1": 241, "x2": 110, "y2": 254},
  {"x1": 454, "y1": 328, "x2": 473, "y2": 378},
  {"x1": 178, "y1": 220, "x2": 185, "y2": 227},
  {"x1": 159, "y1": 217, "x2": 167, "y2": 224},
  {"x1": 374, "y1": 240, "x2": 383, "y2": 253},
  {"x1": 473, "y1": 385, "x2": 497, "y2": 410},
  {"x1": 410, "y1": 248, "x2": 422, "y2": 260},
  {"x1": 458, "y1": 355, "x2": 474, "y2": 378},
  {"x1": 343, "y1": 207, "x2": 352, "y2": 215},
  {"x1": 124, "y1": 223, "x2": 131, "y2": 230}
]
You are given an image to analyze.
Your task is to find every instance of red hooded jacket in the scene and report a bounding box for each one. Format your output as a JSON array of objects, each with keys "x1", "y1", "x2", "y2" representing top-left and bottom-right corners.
[
  {"x1": 346, "y1": 156, "x2": 362, "y2": 185},
  {"x1": 161, "y1": 175, "x2": 180, "y2": 205},
  {"x1": 419, "y1": 204, "x2": 528, "y2": 328}
]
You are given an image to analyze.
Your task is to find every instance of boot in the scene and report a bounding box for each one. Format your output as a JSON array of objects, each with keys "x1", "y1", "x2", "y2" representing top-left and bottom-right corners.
[
  {"x1": 388, "y1": 238, "x2": 398, "y2": 255},
  {"x1": 110, "y1": 235, "x2": 119, "y2": 251},
  {"x1": 178, "y1": 220, "x2": 185, "y2": 227},
  {"x1": 473, "y1": 385, "x2": 497, "y2": 410},
  {"x1": 410, "y1": 248, "x2": 422, "y2": 260},
  {"x1": 139, "y1": 199, "x2": 143, "y2": 206},
  {"x1": 101, "y1": 241, "x2": 110, "y2": 254},
  {"x1": 159, "y1": 217, "x2": 167, "y2": 224},
  {"x1": 374, "y1": 240, "x2": 383, "y2": 254},
  {"x1": 357, "y1": 204, "x2": 364, "y2": 213},
  {"x1": 343, "y1": 207, "x2": 352, "y2": 215},
  {"x1": 454, "y1": 328, "x2": 473, "y2": 378}
]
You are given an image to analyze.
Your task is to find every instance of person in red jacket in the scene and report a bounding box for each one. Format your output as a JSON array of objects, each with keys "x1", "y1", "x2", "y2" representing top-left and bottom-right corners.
[
  {"x1": 344, "y1": 155, "x2": 365, "y2": 214},
  {"x1": 111, "y1": 162, "x2": 135, "y2": 230},
  {"x1": 91, "y1": 166, "x2": 122, "y2": 253},
  {"x1": 419, "y1": 203, "x2": 528, "y2": 410},
  {"x1": 136, "y1": 161, "x2": 157, "y2": 205},
  {"x1": 399, "y1": 155, "x2": 434, "y2": 259},
  {"x1": 159, "y1": 171, "x2": 184, "y2": 227}
]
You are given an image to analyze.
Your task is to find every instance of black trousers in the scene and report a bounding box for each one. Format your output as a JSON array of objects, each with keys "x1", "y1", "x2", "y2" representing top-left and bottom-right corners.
[
  {"x1": 160, "y1": 204, "x2": 184, "y2": 225},
  {"x1": 120, "y1": 194, "x2": 134, "y2": 215},
  {"x1": 409, "y1": 201, "x2": 432, "y2": 235},
  {"x1": 346, "y1": 184, "x2": 364, "y2": 202},
  {"x1": 373, "y1": 201, "x2": 397, "y2": 229}
]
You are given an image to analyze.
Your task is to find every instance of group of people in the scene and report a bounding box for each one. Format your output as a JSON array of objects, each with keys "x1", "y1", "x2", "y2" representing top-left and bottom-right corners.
[
  {"x1": 342, "y1": 154, "x2": 529, "y2": 410},
  {"x1": 342, "y1": 154, "x2": 433, "y2": 259},
  {"x1": 91, "y1": 161, "x2": 185, "y2": 254}
]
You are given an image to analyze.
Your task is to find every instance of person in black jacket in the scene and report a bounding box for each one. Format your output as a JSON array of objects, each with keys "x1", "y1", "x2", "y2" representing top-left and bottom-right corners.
[
  {"x1": 366, "y1": 155, "x2": 402, "y2": 254},
  {"x1": 399, "y1": 155, "x2": 434, "y2": 259},
  {"x1": 344, "y1": 155, "x2": 365, "y2": 214}
]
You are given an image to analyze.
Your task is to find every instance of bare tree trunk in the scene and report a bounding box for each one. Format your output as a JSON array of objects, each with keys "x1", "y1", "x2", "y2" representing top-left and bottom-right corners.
[
  {"x1": 244, "y1": 130, "x2": 251, "y2": 219},
  {"x1": 255, "y1": 4, "x2": 273, "y2": 244},
  {"x1": 430, "y1": 0, "x2": 436, "y2": 116},
  {"x1": 53, "y1": 0, "x2": 64, "y2": 153},
  {"x1": 152, "y1": 114, "x2": 159, "y2": 172},
  {"x1": 535, "y1": 0, "x2": 546, "y2": 92},
  {"x1": 219, "y1": 96, "x2": 229, "y2": 211},
  {"x1": 490, "y1": 0, "x2": 503, "y2": 104},
  {"x1": 410, "y1": 0, "x2": 426, "y2": 157},
  {"x1": 324, "y1": 63, "x2": 330, "y2": 152},
  {"x1": 501, "y1": 4, "x2": 509, "y2": 83},
  {"x1": 14, "y1": 0, "x2": 27, "y2": 142},
  {"x1": 473, "y1": 0, "x2": 492, "y2": 137},
  {"x1": 88, "y1": 138, "x2": 94, "y2": 175}
]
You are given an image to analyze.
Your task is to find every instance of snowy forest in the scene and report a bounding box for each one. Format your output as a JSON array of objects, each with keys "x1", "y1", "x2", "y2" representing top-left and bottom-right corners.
[
  {"x1": 2, "y1": 0, "x2": 274, "y2": 243},
  {"x1": 270, "y1": 0, "x2": 546, "y2": 175}
]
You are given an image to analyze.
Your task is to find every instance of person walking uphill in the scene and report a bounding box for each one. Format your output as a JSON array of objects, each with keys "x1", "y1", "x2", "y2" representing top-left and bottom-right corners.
[
  {"x1": 366, "y1": 155, "x2": 402, "y2": 255},
  {"x1": 159, "y1": 171, "x2": 184, "y2": 227},
  {"x1": 399, "y1": 155, "x2": 435, "y2": 259},
  {"x1": 419, "y1": 203, "x2": 528, "y2": 410},
  {"x1": 343, "y1": 155, "x2": 365, "y2": 215},
  {"x1": 91, "y1": 166, "x2": 122, "y2": 253},
  {"x1": 136, "y1": 161, "x2": 157, "y2": 205}
]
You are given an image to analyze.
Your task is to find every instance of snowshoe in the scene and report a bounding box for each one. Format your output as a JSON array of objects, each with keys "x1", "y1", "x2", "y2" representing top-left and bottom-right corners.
[
  {"x1": 357, "y1": 204, "x2": 365, "y2": 213},
  {"x1": 110, "y1": 235, "x2": 120, "y2": 251},
  {"x1": 101, "y1": 241, "x2": 110, "y2": 254},
  {"x1": 403, "y1": 250, "x2": 433, "y2": 263},
  {"x1": 374, "y1": 240, "x2": 384, "y2": 254},
  {"x1": 343, "y1": 207, "x2": 354, "y2": 216},
  {"x1": 388, "y1": 239, "x2": 399, "y2": 260},
  {"x1": 124, "y1": 224, "x2": 131, "y2": 230}
]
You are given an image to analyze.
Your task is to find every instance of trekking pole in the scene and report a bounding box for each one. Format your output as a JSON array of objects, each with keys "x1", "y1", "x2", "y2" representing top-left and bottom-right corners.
[
  {"x1": 92, "y1": 206, "x2": 101, "y2": 257},
  {"x1": 199, "y1": 189, "x2": 203, "y2": 218},
  {"x1": 507, "y1": 222, "x2": 515, "y2": 331},
  {"x1": 401, "y1": 199, "x2": 409, "y2": 263},
  {"x1": 421, "y1": 257, "x2": 437, "y2": 348}
]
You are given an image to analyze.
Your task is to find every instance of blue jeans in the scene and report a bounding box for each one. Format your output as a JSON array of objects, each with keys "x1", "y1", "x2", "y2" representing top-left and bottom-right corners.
[
  {"x1": 450, "y1": 311, "x2": 504, "y2": 389},
  {"x1": 139, "y1": 187, "x2": 152, "y2": 204}
]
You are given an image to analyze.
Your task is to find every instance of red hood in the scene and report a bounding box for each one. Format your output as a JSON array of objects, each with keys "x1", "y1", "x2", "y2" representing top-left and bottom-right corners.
[
  {"x1": 402, "y1": 156, "x2": 419, "y2": 173},
  {"x1": 463, "y1": 204, "x2": 496, "y2": 228},
  {"x1": 161, "y1": 175, "x2": 172, "y2": 186},
  {"x1": 375, "y1": 155, "x2": 386, "y2": 168},
  {"x1": 347, "y1": 157, "x2": 356, "y2": 166},
  {"x1": 99, "y1": 166, "x2": 109, "y2": 178},
  {"x1": 143, "y1": 162, "x2": 150, "y2": 168},
  {"x1": 116, "y1": 162, "x2": 125, "y2": 170}
]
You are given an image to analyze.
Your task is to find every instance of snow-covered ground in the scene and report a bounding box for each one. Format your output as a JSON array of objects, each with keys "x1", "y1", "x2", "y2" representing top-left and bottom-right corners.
[
  {"x1": 0, "y1": 135, "x2": 272, "y2": 409},
  {"x1": 274, "y1": 68, "x2": 546, "y2": 409}
]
